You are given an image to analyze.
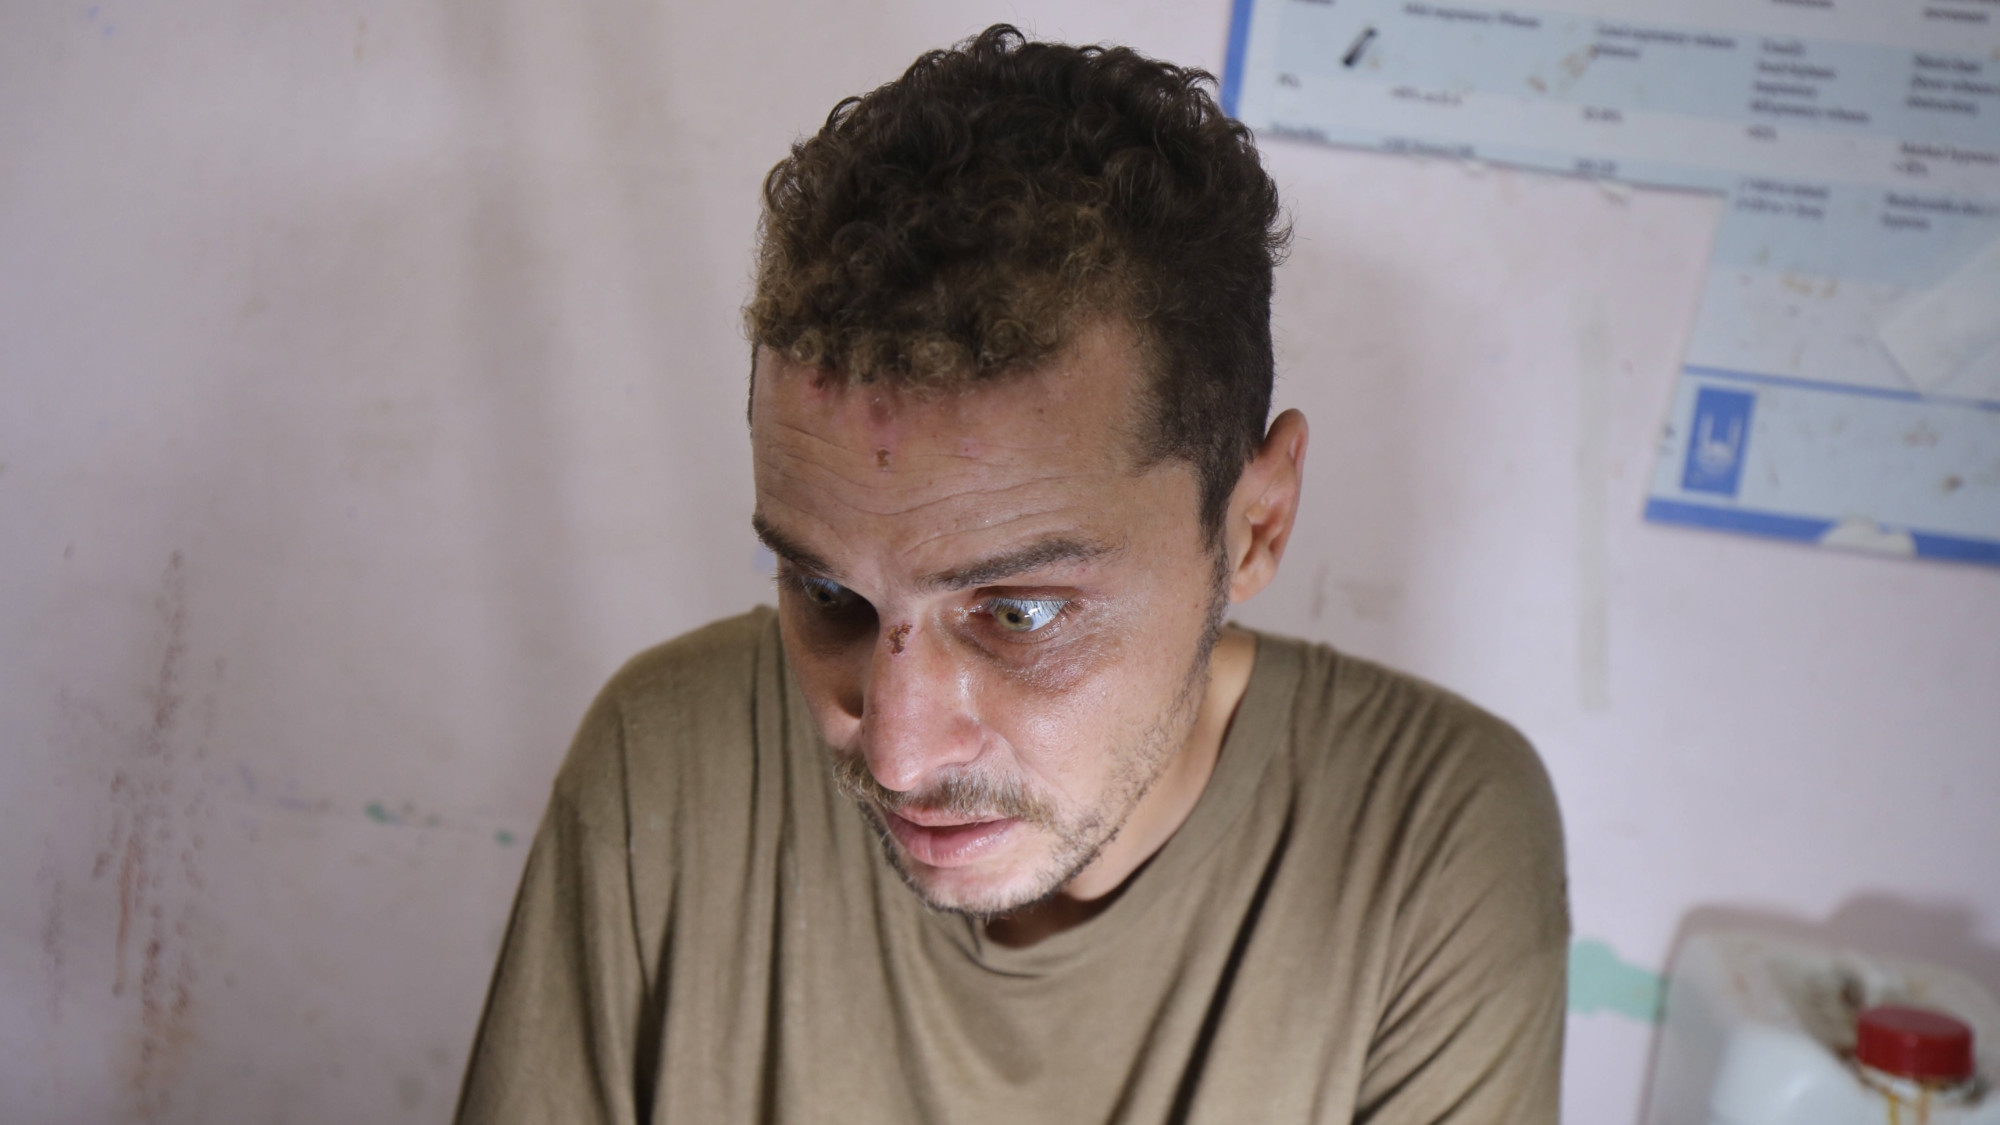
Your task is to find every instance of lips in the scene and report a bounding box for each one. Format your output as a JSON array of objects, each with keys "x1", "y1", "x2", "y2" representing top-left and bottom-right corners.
[{"x1": 882, "y1": 808, "x2": 1021, "y2": 867}]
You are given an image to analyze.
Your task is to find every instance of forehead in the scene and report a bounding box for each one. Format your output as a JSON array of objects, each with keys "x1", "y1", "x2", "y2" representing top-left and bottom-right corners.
[
  {"x1": 750, "y1": 324, "x2": 1178, "y2": 569},
  {"x1": 753, "y1": 322, "x2": 1152, "y2": 479}
]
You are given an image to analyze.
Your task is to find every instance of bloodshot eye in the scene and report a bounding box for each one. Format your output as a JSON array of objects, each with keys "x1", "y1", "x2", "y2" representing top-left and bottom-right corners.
[{"x1": 988, "y1": 597, "x2": 1066, "y2": 633}]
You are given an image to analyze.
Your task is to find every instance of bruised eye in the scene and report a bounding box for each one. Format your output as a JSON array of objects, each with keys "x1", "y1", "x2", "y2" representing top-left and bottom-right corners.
[
  {"x1": 796, "y1": 575, "x2": 860, "y2": 611},
  {"x1": 987, "y1": 597, "x2": 1066, "y2": 634}
]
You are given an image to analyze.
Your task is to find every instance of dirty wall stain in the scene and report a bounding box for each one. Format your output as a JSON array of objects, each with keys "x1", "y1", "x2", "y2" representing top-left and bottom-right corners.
[
  {"x1": 362, "y1": 796, "x2": 519, "y2": 844},
  {"x1": 38, "y1": 844, "x2": 68, "y2": 1100},
  {"x1": 82, "y1": 550, "x2": 220, "y2": 1117}
]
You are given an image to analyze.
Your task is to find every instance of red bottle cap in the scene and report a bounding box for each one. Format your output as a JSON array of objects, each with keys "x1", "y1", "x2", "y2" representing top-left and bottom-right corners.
[{"x1": 1856, "y1": 1005, "x2": 1975, "y2": 1083}]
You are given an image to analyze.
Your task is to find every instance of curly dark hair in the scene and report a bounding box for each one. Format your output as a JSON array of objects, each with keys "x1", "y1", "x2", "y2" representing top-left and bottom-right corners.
[{"x1": 747, "y1": 24, "x2": 1287, "y2": 541}]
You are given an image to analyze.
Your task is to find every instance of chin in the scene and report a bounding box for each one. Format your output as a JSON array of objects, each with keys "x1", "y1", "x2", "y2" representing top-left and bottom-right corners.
[
  {"x1": 883, "y1": 824, "x2": 1104, "y2": 920},
  {"x1": 900, "y1": 859, "x2": 1056, "y2": 918}
]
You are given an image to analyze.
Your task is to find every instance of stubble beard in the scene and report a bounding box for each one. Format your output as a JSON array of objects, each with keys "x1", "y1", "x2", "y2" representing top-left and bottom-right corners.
[{"x1": 831, "y1": 567, "x2": 1231, "y2": 920}]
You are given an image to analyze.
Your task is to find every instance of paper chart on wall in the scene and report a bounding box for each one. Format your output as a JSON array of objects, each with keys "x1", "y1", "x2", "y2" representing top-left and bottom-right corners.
[{"x1": 1225, "y1": 0, "x2": 2000, "y2": 565}]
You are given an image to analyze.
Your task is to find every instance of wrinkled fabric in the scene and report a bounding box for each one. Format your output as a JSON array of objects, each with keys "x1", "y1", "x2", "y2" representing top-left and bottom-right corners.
[{"x1": 457, "y1": 607, "x2": 1568, "y2": 1125}]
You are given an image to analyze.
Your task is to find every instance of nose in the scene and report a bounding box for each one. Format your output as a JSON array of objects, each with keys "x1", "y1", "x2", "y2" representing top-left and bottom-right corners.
[{"x1": 856, "y1": 621, "x2": 984, "y2": 793}]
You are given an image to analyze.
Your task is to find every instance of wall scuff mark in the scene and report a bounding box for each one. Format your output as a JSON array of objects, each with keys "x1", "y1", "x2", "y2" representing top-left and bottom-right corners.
[{"x1": 84, "y1": 551, "x2": 216, "y2": 1116}]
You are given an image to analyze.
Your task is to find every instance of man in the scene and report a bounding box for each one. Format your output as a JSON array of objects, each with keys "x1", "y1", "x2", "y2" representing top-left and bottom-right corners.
[{"x1": 457, "y1": 25, "x2": 1567, "y2": 1124}]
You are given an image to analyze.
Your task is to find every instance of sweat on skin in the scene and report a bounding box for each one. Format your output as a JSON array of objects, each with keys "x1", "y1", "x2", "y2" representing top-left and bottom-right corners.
[{"x1": 748, "y1": 319, "x2": 1308, "y2": 944}]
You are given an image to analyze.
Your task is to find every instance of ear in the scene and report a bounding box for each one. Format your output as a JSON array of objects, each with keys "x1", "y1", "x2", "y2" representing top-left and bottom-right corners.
[{"x1": 1222, "y1": 409, "x2": 1309, "y2": 605}]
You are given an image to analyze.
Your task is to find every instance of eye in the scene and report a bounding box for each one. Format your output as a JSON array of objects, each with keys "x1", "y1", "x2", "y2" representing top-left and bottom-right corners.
[
  {"x1": 795, "y1": 575, "x2": 860, "y2": 611},
  {"x1": 986, "y1": 597, "x2": 1067, "y2": 634}
]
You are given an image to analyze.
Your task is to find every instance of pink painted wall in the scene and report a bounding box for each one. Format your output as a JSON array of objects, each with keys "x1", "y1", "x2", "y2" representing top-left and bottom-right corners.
[{"x1": 4, "y1": 2, "x2": 1995, "y2": 1122}]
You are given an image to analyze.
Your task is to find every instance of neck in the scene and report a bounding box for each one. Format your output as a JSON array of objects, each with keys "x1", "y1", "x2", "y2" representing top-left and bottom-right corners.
[{"x1": 984, "y1": 626, "x2": 1258, "y2": 947}]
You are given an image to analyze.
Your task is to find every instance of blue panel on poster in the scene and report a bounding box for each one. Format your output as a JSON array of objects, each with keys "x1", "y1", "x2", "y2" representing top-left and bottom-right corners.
[{"x1": 1680, "y1": 388, "x2": 1755, "y2": 498}]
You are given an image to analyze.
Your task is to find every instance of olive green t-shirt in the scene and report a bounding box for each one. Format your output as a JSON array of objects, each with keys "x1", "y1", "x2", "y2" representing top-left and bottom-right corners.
[{"x1": 456, "y1": 608, "x2": 1568, "y2": 1124}]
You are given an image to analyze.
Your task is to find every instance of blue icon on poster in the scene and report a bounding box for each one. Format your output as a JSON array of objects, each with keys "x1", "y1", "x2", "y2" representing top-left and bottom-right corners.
[{"x1": 1682, "y1": 387, "x2": 1755, "y2": 498}]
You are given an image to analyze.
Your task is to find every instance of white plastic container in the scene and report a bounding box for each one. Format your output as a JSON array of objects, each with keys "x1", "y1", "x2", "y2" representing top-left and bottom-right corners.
[{"x1": 1643, "y1": 930, "x2": 2000, "y2": 1125}]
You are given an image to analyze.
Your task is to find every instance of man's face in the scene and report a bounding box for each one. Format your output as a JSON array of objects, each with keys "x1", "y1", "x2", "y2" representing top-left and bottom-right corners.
[{"x1": 750, "y1": 323, "x2": 1227, "y2": 917}]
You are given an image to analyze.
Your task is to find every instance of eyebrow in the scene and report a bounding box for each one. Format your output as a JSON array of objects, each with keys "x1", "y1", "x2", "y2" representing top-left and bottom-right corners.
[
  {"x1": 919, "y1": 536, "x2": 1115, "y2": 592},
  {"x1": 751, "y1": 513, "x2": 1115, "y2": 592},
  {"x1": 752, "y1": 512, "x2": 840, "y2": 578}
]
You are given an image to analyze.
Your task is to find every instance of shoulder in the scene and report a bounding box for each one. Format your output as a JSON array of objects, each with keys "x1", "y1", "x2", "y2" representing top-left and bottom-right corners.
[
  {"x1": 1275, "y1": 633, "x2": 1552, "y2": 803},
  {"x1": 597, "y1": 606, "x2": 778, "y2": 719},
  {"x1": 602, "y1": 605, "x2": 778, "y2": 720},
  {"x1": 1254, "y1": 631, "x2": 1565, "y2": 903},
  {"x1": 1250, "y1": 637, "x2": 1571, "y2": 1118},
  {"x1": 550, "y1": 607, "x2": 781, "y2": 813}
]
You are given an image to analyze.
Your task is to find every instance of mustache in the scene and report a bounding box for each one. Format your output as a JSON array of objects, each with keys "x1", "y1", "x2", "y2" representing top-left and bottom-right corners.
[{"x1": 828, "y1": 752, "x2": 1059, "y2": 827}]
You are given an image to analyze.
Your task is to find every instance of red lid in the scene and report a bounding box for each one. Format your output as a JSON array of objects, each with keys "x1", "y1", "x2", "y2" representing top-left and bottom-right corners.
[{"x1": 1856, "y1": 1006, "x2": 1975, "y2": 1083}]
